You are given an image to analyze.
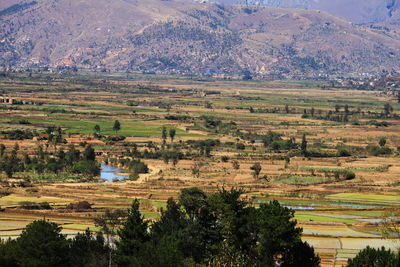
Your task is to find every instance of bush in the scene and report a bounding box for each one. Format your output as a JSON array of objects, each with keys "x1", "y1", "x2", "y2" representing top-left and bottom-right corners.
[
  {"x1": 221, "y1": 156, "x2": 229, "y2": 162},
  {"x1": 106, "y1": 135, "x2": 126, "y2": 142},
  {"x1": 19, "y1": 201, "x2": 51, "y2": 210},
  {"x1": 236, "y1": 143, "x2": 245, "y2": 150},
  {"x1": 344, "y1": 171, "x2": 356, "y2": 180},
  {"x1": 67, "y1": 201, "x2": 92, "y2": 211},
  {"x1": 337, "y1": 148, "x2": 351, "y2": 157},
  {"x1": 366, "y1": 145, "x2": 392, "y2": 156}
]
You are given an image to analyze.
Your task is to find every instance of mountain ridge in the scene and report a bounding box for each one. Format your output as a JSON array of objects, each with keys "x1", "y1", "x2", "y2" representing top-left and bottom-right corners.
[
  {"x1": 201, "y1": 0, "x2": 400, "y2": 24},
  {"x1": 1, "y1": 0, "x2": 400, "y2": 77}
]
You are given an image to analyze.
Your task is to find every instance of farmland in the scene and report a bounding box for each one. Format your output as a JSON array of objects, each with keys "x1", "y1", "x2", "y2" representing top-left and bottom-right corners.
[{"x1": 0, "y1": 72, "x2": 399, "y2": 267}]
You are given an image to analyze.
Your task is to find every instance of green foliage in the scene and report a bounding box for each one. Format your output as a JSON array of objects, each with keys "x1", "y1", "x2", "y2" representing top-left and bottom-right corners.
[
  {"x1": 0, "y1": 220, "x2": 109, "y2": 267},
  {"x1": 113, "y1": 120, "x2": 121, "y2": 133},
  {"x1": 0, "y1": 189, "x2": 320, "y2": 267},
  {"x1": 250, "y1": 162, "x2": 262, "y2": 179},
  {"x1": 4, "y1": 130, "x2": 35, "y2": 140},
  {"x1": 115, "y1": 199, "x2": 149, "y2": 265},
  {"x1": 7, "y1": 220, "x2": 69, "y2": 267},
  {"x1": 347, "y1": 246, "x2": 399, "y2": 267},
  {"x1": 301, "y1": 134, "x2": 307, "y2": 155},
  {"x1": 72, "y1": 160, "x2": 100, "y2": 177},
  {"x1": 366, "y1": 145, "x2": 392, "y2": 156},
  {"x1": 69, "y1": 229, "x2": 109, "y2": 267}
]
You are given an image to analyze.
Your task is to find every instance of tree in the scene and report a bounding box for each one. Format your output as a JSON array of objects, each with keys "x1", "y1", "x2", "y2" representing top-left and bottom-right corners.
[
  {"x1": 151, "y1": 198, "x2": 187, "y2": 242},
  {"x1": 72, "y1": 160, "x2": 100, "y2": 177},
  {"x1": 83, "y1": 145, "x2": 96, "y2": 161},
  {"x1": 250, "y1": 162, "x2": 262, "y2": 179},
  {"x1": 281, "y1": 241, "x2": 320, "y2": 267},
  {"x1": 335, "y1": 105, "x2": 340, "y2": 113},
  {"x1": 242, "y1": 70, "x2": 252, "y2": 80},
  {"x1": 94, "y1": 209, "x2": 126, "y2": 245},
  {"x1": 207, "y1": 188, "x2": 258, "y2": 265},
  {"x1": 94, "y1": 124, "x2": 101, "y2": 134},
  {"x1": 344, "y1": 104, "x2": 349, "y2": 114},
  {"x1": 69, "y1": 229, "x2": 109, "y2": 267},
  {"x1": 384, "y1": 103, "x2": 394, "y2": 116},
  {"x1": 178, "y1": 187, "x2": 207, "y2": 219},
  {"x1": 55, "y1": 127, "x2": 63, "y2": 146},
  {"x1": 161, "y1": 126, "x2": 167, "y2": 147},
  {"x1": 346, "y1": 246, "x2": 399, "y2": 267},
  {"x1": 169, "y1": 128, "x2": 176, "y2": 143},
  {"x1": 301, "y1": 134, "x2": 307, "y2": 156},
  {"x1": 379, "y1": 137, "x2": 387, "y2": 147},
  {"x1": 0, "y1": 144, "x2": 5, "y2": 157},
  {"x1": 257, "y1": 200, "x2": 310, "y2": 266},
  {"x1": 94, "y1": 208, "x2": 126, "y2": 267},
  {"x1": 285, "y1": 105, "x2": 290, "y2": 114},
  {"x1": 113, "y1": 120, "x2": 121, "y2": 133},
  {"x1": 116, "y1": 199, "x2": 149, "y2": 265},
  {"x1": 13, "y1": 220, "x2": 70, "y2": 267},
  {"x1": 232, "y1": 160, "x2": 240, "y2": 170}
]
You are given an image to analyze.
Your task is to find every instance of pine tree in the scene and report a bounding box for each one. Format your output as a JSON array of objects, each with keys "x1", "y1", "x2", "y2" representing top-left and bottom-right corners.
[{"x1": 116, "y1": 199, "x2": 149, "y2": 265}]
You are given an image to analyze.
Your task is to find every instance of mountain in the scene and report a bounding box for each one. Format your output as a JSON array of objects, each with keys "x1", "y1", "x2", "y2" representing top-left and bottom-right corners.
[
  {"x1": 1, "y1": 0, "x2": 400, "y2": 77},
  {"x1": 206, "y1": 0, "x2": 400, "y2": 24}
]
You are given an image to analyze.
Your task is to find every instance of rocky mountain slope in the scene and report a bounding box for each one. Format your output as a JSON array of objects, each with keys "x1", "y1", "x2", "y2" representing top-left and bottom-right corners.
[
  {"x1": 206, "y1": 0, "x2": 400, "y2": 24},
  {"x1": 1, "y1": 0, "x2": 400, "y2": 77}
]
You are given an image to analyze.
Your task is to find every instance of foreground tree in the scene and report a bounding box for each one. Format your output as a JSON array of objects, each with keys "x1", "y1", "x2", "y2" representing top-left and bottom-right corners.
[
  {"x1": 69, "y1": 229, "x2": 109, "y2": 267},
  {"x1": 12, "y1": 220, "x2": 69, "y2": 267},
  {"x1": 115, "y1": 199, "x2": 149, "y2": 265}
]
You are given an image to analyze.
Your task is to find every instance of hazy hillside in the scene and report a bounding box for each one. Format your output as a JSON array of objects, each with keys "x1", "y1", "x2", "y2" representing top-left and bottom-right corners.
[
  {"x1": 1, "y1": 0, "x2": 400, "y2": 77},
  {"x1": 206, "y1": 0, "x2": 400, "y2": 24}
]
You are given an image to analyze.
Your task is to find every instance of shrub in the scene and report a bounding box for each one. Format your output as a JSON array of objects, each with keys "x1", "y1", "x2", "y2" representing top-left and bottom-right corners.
[
  {"x1": 67, "y1": 201, "x2": 92, "y2": 211},
  {"x1": 236, "y1": 143, "x2": 245, "y2": 150},
  {"x1": 344, "y1": 171, "x2": 356, "y2": 180},
  {"x1": 221, "y1": 156, "x2": 229, "y2": 162},
  {"x1": 19, "y1": 201, "x2": 51, "y2": 210},
  {"x1": 337, "y1": 148, "x2": 351, "y2": 157}
]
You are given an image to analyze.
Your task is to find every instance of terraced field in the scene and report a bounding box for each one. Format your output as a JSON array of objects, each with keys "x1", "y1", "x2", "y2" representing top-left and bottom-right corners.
[{"x1": 0, "y1": 73, "x2": 399, "y2": 266}]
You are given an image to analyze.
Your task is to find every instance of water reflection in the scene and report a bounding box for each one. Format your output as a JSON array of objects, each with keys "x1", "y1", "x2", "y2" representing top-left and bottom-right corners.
[{"x1": 100, "y1": 163, "x2": 129, "y2": 182}]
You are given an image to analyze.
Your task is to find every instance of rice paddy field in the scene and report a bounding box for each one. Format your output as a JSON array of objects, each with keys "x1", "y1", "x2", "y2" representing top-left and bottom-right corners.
[{"x1": 0, "y1": 72, "x2": 399, "y2": 266}]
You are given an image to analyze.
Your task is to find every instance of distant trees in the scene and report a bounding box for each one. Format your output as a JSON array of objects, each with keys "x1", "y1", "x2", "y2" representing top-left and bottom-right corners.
[
  {"x1": 232, "y1": 160, "x2": 240, "y2": 170},
  {"x1": 0, "y1": 143, "x2": 101, "y2": 179},
  {"x1": 384, "y1": 103, "x2": 393, "y2": 117},
  {"x1": 301, "y1": 134, "x2": 308, "y2": 156},
  {"x1": 169, "y1": 128, "x2": 176, "y2": 143},
  {"x1": 161, "y1": 126, "x2": 167, "y2": 147},
  {"x1": 250, "y1": 162, "x2": 262, "y2": 179},
  {"x1": 94, "y1": 124, "x2": 101, "y2": 134},
  {"x1": 113, "y1": 120, "x2": 121, "y2": 134},
  {"x1": 346, "y1": 246, "x2": 399, "y2": 267},
  {"x1": 379, "y1": 137, "x2": 387, "y2": 147}
]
